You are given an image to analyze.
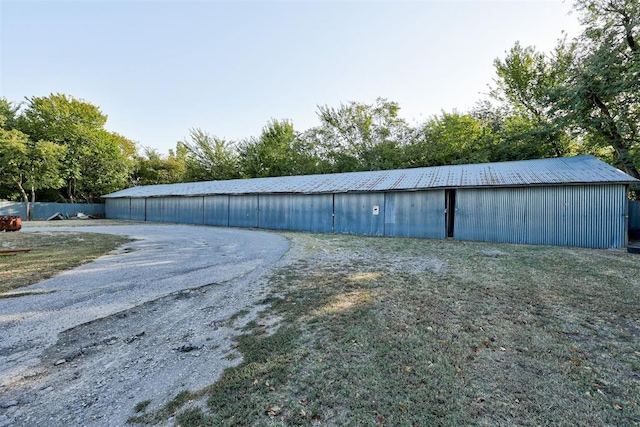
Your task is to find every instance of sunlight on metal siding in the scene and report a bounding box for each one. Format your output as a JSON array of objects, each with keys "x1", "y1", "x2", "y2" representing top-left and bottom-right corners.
[
  {"x1": 229, "y1": 195, "x2": 258, "y2": 228},
  {"x1": 258, "y1": 194, "x2": 333, "y2": 232},
  {"x1": 130, "y1": 198, "x2": 146, "y2": 221},
  {"x1": 334, "y1": 193, "x2": 385, "y2": 236},
  {"x1": 384, "y1": 191, "x2": 446, "y2": 238},
  {"x1": 455, "y1": 185, "x2": 627, "y2": 248},
  {"x1": 204, "y1": 195, "x2": 229, "y2": 226},
  {"x1": 0, "y1": 202, "x2": 26, "y2": 217},
  {"x1": 105, "y1": 199, "x2": 130, "y2": 220}
]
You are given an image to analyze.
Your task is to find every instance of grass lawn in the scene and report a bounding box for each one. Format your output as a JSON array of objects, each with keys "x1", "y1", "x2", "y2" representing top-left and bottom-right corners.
[
  {"x1": 0, "y1": 229, "x2": 131, "y2": 295},
  {"x1": 132, "y1": 232, "x2": 640, "y2": 426}
]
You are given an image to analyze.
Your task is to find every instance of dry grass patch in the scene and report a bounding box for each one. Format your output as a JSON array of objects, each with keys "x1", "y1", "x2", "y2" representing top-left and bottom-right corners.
[
  {"x1": 0, "y1": 230, "x2": 131, "y2": 293},
  {"x1": 133, "y1": 233, "x2": 640, "y2": 426}
]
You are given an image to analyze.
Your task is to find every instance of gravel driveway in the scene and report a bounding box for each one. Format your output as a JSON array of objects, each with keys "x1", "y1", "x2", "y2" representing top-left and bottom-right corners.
[{"x1": 0, "y1": 224, "x2": 290, "y2": 427}]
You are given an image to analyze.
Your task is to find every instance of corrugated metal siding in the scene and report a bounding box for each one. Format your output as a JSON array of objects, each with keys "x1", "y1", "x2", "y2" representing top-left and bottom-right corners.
[
  {"x1": 2, "y1": 202, "x2": 105, "y2": 219},
  {"x1": 105, "y1": 199, "x2": 126, "y2": 219},
  {"x1": 162, "y1": 197, "x2": 203, "y2": 224},
  {"x1": 455, "y1": 185, "x2": 627, "y2": 248},
  {"x1": 455, "y1": 189, "x2": 527, "y2": 244},
  {"x1": 384, "y1": 191, "x2": 446, "y2": 238},
  {"x1": 142, "y1": 197, "x2": 204, "y2": 224},
  {"x1": 103, "y1": 156, "x2": 638, "y2": 199},
  {"x1": 290, "y1": 194, "x2": 334, "y2": 233},
  {"x1": 630, "y1": 201, "x2": 640, "y2": 231},
  {"x1": 184, "y1": 197, "x2": 204, "y2": 224},
  {"x1": 204, "y1": 195, "x2": 229, "y2": 226},
  {"x1": 130, "y1": 198, "x2": 146, "y2": 221},
  {"x1": 229, "y1": 195, "x2": 258, "y2": 228},
  {"x1": 0, "y1": 202, "x2": 27, "y2": 218},
  {"x1": 334, "y1": 193, "x2": 385, "y2": 236},
  {"x1": 145, "y1": 198, "x2": 163, "y2": 223},
  {"x1": 259, "y1": 194, "x2": 333, "y2": 232},
  {"x1": 258, "y1": 195, "x2": 290, "y2": 230},
  {"x1": 31, "y1": 203, "x2": 104, "y2": 219},
  {"x1": 161, "y1": 197, "x2": 181, "y2": 223}
]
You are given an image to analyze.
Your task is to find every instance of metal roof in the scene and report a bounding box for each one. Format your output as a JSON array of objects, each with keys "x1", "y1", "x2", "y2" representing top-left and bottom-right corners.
[{"x1": 103, "y1": 155, "x2": 639, "y2": 198}]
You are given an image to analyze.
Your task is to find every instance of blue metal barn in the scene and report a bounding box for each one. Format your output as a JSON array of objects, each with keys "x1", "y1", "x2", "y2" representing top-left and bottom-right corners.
[{"x1": 103, "y1": 156, "x2": 639, "y2": 249}]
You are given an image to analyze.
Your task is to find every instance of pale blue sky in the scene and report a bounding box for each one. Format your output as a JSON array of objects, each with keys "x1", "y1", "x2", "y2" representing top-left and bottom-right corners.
[{"x1": 1, "y1": 0, "x2": 581, "y2": 154}]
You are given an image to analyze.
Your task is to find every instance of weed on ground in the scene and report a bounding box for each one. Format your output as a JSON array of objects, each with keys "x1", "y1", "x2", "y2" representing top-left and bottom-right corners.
[{"x1": 132, "y1": 233, "x2": 640, "y2": 426}]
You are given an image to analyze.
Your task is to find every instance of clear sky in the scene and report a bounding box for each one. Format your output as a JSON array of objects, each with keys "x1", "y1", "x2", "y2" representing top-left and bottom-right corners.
[{"x1": 1, "y1": 0, "x2": 581, "y2": 155}]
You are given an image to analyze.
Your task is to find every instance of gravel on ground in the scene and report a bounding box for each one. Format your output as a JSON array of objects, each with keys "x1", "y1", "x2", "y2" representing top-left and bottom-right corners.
[{"x1": 0, "y1": 224, "x2": 290, "y2": 427}]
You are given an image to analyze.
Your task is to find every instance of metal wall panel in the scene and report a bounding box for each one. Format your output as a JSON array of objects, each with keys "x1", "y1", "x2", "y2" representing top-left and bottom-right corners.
[
  {"x1": 0, "y1": 202, "x2": 28, "y2": 218},
  {"x1": 455, "y1": 185, "x2": 628, "y2": 248},
  {"x1": 106, "y1": 199, "x2": 129, "y2": 219},
  {"x1": 32, "y1": 203, "x2": 104, "y2": 219},
  {"x1": 204, "y1": 195, "x2": 229, "y2": 226},
  {"x1": 161, "y1": 197, "x2": 180, "y2": 223},
  {"x1": 130, "y1": 198, "x2": 146, "y2": 221},
  {"x1": 334, "y1": 193, "x2": 385, "y2": 236},
  {"x1": 384, "y1": 191, "x2": 446, "y2": 238},
  {"x1": 145, "y1": 198, "x2": 164, "y2": 222},
  {"x1": 290, "y1": 194, "x2": 334, "y2": 233},
  {"x1": 161, "y1": 197, "x2": 203, "y2": 224},
  {"x1": 182, "y1": 197, "x2": 205, "y2": 224},
  {"x1": 455, "y1": 188, "x2": 527, "y2": 244},
  {"x1": 229, "y1": 195, "x2": 258, "y2": 228},
  {"x1": 258, "y1": 195, "x2": 290, "y2": 230},
  {"x1": 258, "y1": 194, "x2": 333, "y2": 232},
  {"x1": 2, "y1": 202, "x2": 104, "y2": 219}
]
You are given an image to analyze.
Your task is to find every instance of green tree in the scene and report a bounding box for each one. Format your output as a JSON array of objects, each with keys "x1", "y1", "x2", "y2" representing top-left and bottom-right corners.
[
  {"x1": 550, "y1": 0, "x2": 639, "y2": 179},
  {"x1": 134, "y1": 146, "x2": 187, "y2": 185},
  {"x1": 180, "y1": 128, "x2": 239, "y2": 182},
  {"x1": 403, "y1": 112, "x2": 494, "y2": 168},
  {"x1": 71, "y1": 128, "x2": 136, "y2": 202},
  {"x1": 492, "y1": 1, "x2": 639, "y2": 178},
  {"x1": 0, "y1": 128, "x2": 65, "y2": 218},
  {"x1": 18, "y1": 93, "x2": 107, "y2": 143},
  {"x1": 16, "y1": 93, "x2": 136, "y2": 202},
  {"x1": 311, "y1": 98, "x2": 409, "y2": 172},
  {"x1": 492, "y1": 41, "x2": 576, "y2": 158},
  {"x1": 0, "y1": 98, "x2": 20, "y2": 130},
  {"x1": 238, "y1": 119, "x2": 320, "y2": 178}
]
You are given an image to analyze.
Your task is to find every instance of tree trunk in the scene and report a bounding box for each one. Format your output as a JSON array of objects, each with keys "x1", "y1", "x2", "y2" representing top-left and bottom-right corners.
[
  {"x1": 30, "y1": 185, "x2": 37, "y2": 221},
  {"x1": 588, "y1": 91, "x2": 640, "y2": 179},
  {"x1": 67, "y1": 180, "x2": 75, "y2": 204},
  {"x1": 15, "y1": 180, "x2": 30, "y2": 221},
  {"x1": 611, "y1": 146, "x2": 640, "y2": 180}
]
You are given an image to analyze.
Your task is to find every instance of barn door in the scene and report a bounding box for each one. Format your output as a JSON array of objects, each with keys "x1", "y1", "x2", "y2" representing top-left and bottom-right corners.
[{"x1": 445, "y1": 189, "x2": 456, "y2": 238}]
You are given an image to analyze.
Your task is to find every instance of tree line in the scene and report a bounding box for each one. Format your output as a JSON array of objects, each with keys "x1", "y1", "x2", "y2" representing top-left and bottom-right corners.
[
  {"x1": 1, "y1": 0, "x2": 638, "y2": 211},
  {"x1": 0, "y1": 94, "x2": 136, "y2": 218}
]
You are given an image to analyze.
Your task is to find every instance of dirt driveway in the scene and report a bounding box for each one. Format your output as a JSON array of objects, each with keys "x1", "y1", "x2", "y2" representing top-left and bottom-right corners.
[{"x1": 0, "y1": 224, "x2": 289, "y2": 427}]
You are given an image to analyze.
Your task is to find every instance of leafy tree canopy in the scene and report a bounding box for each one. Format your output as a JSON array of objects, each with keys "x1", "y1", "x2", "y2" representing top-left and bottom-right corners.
[
  {"x1": 134, "y1": 146, "x2": 187, "y2": 186},
  {"x1": 13, "y1": 93, "x2": 136, "y2": 202},
  {"x1": 180, "y1": 128, "x2": 240, "y2": 182}
]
